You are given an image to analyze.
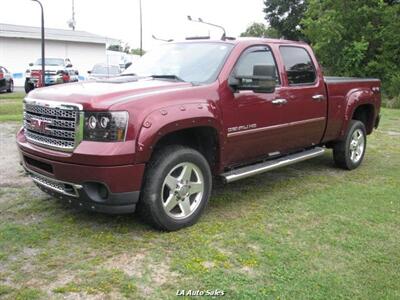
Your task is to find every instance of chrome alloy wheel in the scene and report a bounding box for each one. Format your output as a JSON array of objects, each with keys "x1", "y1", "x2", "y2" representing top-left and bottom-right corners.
[
  {"x1": 161, "y1": 162, "x2": 205, "y2": 220},
  {"x1": 349, "y1": 129, "x2": 365, "y2": 163}
]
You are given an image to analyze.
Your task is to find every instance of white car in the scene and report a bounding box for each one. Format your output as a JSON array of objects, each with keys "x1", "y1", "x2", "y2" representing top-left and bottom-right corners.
[{"x1": 87, "y1": 64, "x2": 121, "y2": 80}]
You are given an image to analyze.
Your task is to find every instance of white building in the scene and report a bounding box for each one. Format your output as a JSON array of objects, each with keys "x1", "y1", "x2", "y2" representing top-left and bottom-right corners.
[{"x1": 0, "y1": 23, "x2": 118, "y2": 86}]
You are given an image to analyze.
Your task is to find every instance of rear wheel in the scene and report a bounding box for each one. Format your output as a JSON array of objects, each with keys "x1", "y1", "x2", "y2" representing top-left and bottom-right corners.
[
  {"x1": 138, "y1": 145, "x2": 212, "y2": 231},
  {"x1": 333, "y1": 120, "x2": 366, "y2": 170},
  {"x1": 6, "y1": 81, "x2": 13, "y2": 93}
]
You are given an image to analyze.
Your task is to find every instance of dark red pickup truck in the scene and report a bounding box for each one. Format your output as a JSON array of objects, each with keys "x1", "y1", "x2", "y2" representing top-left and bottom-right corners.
[{"x1": 17, "y1": 38, "x2": 381, "y2": 230}]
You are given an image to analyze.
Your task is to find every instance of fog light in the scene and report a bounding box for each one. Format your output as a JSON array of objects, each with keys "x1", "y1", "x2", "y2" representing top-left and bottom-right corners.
[{"x1": 98, "y1": 184, "x2": 108, "y2": 199}]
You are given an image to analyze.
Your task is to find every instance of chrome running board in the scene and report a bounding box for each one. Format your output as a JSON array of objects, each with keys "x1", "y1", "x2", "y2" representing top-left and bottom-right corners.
[{"x1": 221, "y1": 147, "x2": 325, "y2": 183}]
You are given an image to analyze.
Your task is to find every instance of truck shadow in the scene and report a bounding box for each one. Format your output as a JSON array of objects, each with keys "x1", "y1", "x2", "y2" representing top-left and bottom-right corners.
[{"x1": 54, "y1": 153, "x2": 337, "y2": 232}]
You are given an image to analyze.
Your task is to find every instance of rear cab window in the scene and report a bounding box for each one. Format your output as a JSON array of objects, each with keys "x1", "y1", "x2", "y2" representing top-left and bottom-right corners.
[{"x1": 279, "y1": 46, "x2": 317, "y2": 85}]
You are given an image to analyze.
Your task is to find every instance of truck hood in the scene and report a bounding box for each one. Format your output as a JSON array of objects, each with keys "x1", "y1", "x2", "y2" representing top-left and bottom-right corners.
[{"x1": 27, "y1": 77, "x2": 194, "y2": 110}]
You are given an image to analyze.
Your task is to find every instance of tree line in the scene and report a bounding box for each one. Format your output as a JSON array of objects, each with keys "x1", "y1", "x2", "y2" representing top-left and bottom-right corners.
[
  {"x1": 241, "y1": 0, "x2": 400, "y2": 107},
  {"x1": 107, "y1": 44, "x2": 145, "y2": 56}
]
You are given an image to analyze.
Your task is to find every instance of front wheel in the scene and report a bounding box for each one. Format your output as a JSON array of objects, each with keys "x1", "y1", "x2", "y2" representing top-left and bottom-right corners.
[
  {"x1": 138, "y1": 145, "x2": 212, "y2": 231},
  {"x1": 333, "y1": 120, "x2": 367, "y2": 170}
]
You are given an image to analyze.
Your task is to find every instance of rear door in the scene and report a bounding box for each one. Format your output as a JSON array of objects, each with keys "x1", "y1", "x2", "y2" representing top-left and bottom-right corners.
[{"x1": 277, "y1": 46, "x2": 327, "y2": 151}]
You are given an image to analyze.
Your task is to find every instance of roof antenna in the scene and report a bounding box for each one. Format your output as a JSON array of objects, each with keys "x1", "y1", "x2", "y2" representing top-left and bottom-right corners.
[
  {"x1": 152, "y1": 35, "x2": 173, "y2": 42},
  {"x1": 187, "y1": 16, "x2": 226, "y2": 40}
]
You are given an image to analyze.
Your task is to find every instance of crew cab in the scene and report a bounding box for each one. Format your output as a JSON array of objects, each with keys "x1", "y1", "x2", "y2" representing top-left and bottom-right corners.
[
  {"x1": 25, "y1": 58, "x2": 79, "y2": 93},
  {"x1": 17, "y1": 38, "x2": 381, "y2": 231}
]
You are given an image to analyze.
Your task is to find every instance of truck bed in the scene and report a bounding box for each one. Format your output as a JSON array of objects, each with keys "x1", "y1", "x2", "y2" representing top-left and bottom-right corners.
[{"x1": 322, "y1": 76, "x2": 381, "y2": 143}]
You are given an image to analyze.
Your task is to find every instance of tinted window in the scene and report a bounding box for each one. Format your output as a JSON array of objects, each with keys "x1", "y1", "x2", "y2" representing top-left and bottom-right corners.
[
  {"x1": 235, "y1": 47, "x2": 279, "y2": 83},
  {"x1": 280, "y1": 47, "x2": 316, "y2": 85}
]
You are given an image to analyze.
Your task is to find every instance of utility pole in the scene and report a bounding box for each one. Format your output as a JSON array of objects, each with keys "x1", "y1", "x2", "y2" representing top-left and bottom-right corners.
[
  {"x1": 32, "y1": 0, "x2": 45, "y2": 87},
  {"x1": 67, "y1": 0, "x2": 76, "y2": 30},
  {"x1": 139, "y1": 0, "x2": 143, "y2": 56},
  {"x1": 72, "y1": 0, "x2": 76, "y2": 30}
]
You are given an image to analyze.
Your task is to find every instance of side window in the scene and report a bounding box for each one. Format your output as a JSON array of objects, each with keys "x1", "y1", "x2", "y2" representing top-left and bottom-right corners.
[
  {"x1": 235, "y1": 47, "x2": 280, "y2": 84},
  {"x1": 280, "y1": 46, "x2": 316, "y2": 85}
]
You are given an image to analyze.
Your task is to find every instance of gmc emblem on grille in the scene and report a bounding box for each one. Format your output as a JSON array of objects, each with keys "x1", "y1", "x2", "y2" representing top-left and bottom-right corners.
[{"x1": 30, "y1": 118, "x2": 51, "y2": 133}]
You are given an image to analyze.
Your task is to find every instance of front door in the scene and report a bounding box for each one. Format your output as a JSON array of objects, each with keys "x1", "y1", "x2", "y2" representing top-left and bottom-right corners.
[{"x1": 222, "y1": 45, "x2": 289, "y2": 166}]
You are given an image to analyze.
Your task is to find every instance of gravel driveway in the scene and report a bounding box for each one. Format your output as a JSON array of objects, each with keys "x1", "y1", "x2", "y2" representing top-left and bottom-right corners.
[{"x1": 0, "y1": 122, "x2": 31, "y2": 188}]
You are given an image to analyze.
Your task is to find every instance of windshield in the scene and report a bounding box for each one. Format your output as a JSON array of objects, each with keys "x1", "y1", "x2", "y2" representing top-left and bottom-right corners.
[
  {"x1": 35, "y1": 58, "x2": 65, "y2": 66},
  {"x1": 122, "y1": 42, "x2": 233, "y2": 83},
  {"x1": 92, "y1": 65, "x2": 120, "y2": 75}
]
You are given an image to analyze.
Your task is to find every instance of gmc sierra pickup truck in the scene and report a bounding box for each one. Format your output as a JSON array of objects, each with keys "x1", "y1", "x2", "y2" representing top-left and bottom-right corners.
[
  {"x1": 17, "y1": 38, "x2": 381, "y2": 231},
  {"x1": 25, "y1": 58, "x2": 79, "y2": 93}
]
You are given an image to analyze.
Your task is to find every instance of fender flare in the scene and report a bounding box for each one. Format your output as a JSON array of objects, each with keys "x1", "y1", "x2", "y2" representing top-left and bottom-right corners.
[
  {"x1": 340, "y1": 88, "x2": 376, "y2": 138},
  {"x1": 134, "y1": 101, "x2": 223, "y2": 163}
]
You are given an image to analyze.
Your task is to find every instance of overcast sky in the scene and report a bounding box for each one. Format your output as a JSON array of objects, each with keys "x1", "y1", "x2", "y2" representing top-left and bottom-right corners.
[{"x1": 1, "y1": 0, "x2": 266, "y2": 50}]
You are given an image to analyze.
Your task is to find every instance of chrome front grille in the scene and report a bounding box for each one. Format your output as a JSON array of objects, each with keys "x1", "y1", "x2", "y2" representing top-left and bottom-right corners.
[
  {"x1": 24, "y1": 112, "x2": 76, "y2": 129},
  {"x1": 23, "y1": 99, "x2": 83, "y2": 152},
  {"x1": 25, "y1": 103, "x2": 78, "y2": 119}
]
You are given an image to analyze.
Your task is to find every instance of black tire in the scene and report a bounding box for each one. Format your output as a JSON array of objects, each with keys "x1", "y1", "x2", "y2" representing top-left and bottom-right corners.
[
  {"x1": 333, "y1": 120, "x2": 367, "y2": 170},
  {"x1": 24, "y1": 79, "x2": 34, "y2": 93},
  {"x1": 6, "y1": 81, "x2": 13, "y2": 93},
  {"x1": 138, "y1": 145, "x2": 212, "y2": 231}
]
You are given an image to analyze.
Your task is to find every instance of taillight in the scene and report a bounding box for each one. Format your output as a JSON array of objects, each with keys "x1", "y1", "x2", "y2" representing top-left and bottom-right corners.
[{"x1": 0, "y1": 72, "x2": 3, "y2": 79}]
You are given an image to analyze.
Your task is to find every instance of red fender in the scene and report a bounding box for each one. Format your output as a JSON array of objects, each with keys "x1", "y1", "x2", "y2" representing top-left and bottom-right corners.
[{"x1": 134, "y1": 101, "x2": 224, "y2": 164}]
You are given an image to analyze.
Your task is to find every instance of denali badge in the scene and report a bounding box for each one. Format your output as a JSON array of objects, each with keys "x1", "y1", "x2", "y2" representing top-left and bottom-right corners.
[
  {"x1": 30, "y1": 118, "x2": 51, "y2": 133},
  {"x1": 228, "y1": 124, "x2": 257, "y2": 133}
]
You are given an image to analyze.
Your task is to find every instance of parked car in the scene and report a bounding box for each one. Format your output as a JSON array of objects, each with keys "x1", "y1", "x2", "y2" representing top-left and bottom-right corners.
[
  {"x1": 68, "y1": 69, "x2": 79, "y2": 83},
  {"x1": 87, "y1": 64, "x2": 121, "y2": 80},
  {"x1": 17, "y1": 38, "x2": 381, "y2": 231},
  {"x1": 24, "y1": 58, "x2": 78, "y2": 93},
  {"x1": 0, "y1": 66, "x2": 14, "y2": 93}
]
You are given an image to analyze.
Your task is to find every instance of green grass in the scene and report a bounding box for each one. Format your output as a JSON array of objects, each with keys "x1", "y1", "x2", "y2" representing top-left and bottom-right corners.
[
  {"x1": 0, "y1": 91, "x2": 25, "y2": 100},
  {"x1": 0, "y1": 92, "x2": 25, "y2": 122},
  {"x1": 0, "y1": 96, "x2": 399, "y2": 298}
]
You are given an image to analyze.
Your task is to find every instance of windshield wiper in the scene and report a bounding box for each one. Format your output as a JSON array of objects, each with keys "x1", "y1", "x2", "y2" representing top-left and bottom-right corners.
[{"x1": 150, "y1": 74, "x2": 185, "y2": 82}]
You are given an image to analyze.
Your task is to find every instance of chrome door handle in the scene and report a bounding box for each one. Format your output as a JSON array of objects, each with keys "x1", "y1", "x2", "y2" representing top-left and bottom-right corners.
[
  {"x1": 312, "y1": 94, "x2": 325, "y2": 101},
  {"x1": 272, "y1": 98, "x2": 288, "y2": 105}
]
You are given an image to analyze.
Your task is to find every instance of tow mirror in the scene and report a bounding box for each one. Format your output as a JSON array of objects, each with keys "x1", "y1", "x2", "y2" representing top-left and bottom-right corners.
[{"x1": 229, "y1": 65, "x2": 276, "y2": 93}]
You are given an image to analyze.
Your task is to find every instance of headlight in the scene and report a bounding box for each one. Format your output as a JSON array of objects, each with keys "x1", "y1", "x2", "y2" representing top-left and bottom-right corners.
[{"x1": 84, "y1": 111, "x2": 128, "y2": 142}]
